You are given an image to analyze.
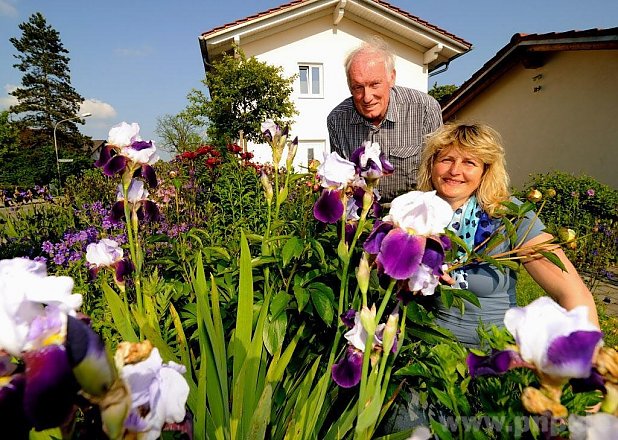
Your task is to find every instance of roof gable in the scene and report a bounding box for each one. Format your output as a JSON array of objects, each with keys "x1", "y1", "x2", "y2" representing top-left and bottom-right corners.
[
  {"x1": 198, "y1": 0, "x2": 471, "y2": 71},
  {"x1": 443, "y1": 27, "x2": 618, "y2": 119}
]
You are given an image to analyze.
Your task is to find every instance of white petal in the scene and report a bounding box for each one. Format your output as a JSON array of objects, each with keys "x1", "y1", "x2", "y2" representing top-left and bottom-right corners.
[{"x1": 318, "y1": 152, "x2": 356, "y2": 189}]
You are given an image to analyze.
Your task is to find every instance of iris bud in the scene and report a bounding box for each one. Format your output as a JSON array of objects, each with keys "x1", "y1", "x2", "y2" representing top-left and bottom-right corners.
[
  {"x1": 356, "y1": 253, "x2": 370, "y2": 296},
  {"x1": 527, "y1": 189, "x2": 543, "y2": 203}
]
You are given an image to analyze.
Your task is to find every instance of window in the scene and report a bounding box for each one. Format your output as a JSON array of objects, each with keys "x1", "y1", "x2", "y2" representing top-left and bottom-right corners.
[{"x1": 299, "y1": 64, "x2": 323, "y2": 98}]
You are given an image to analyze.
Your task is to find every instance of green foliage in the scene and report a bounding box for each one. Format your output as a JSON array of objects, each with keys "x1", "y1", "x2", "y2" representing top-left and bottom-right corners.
[
  {"x1": 63, "y1": 168, "x2": 116, "y2": 209},
  {"x1": 155, "y1": 112, "x2": 207, "y2": 154},
  {"x1": 0, "y1": 200, "x2": 75, "y2": 259},
  {"x1": 9, "y1": 12, "x2": 85, "y2": 137},
  {"x1": 428, "y1": 82, "x2": 458, "y2": 104},
  {"x1": 515, "y1": 171, "x2": 618, "y2": 287},
  {"x1": 186, "y1": 49, "x2": 297, "y2": 144}
]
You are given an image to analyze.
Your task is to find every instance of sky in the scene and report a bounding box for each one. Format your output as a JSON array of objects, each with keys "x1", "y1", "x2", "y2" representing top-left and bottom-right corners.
[{"x1": 1, "y1": 0, "x2": 617, "y2": 153}]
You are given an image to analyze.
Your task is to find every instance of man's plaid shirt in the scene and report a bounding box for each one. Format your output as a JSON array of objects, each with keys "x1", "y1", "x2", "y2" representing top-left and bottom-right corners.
[{"x1": 327, "y1": 86, "x2": 442, "y2": 202}]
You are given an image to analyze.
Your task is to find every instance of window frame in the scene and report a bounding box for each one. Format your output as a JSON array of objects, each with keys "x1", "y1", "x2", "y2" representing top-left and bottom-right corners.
[{"x1": 298, "y1": 63, "x2": 323, "y2": 99}]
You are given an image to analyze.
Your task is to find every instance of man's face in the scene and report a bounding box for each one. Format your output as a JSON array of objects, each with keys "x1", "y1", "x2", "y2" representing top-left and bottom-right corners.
[{"x1": 348, "y1": 53, "x2": 395, "y2": 126}]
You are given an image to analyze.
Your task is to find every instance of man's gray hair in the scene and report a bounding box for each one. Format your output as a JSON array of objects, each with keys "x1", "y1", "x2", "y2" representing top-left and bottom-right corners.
[{"x1": 344, "y1": 36, "x2": 395, "y2": 87}]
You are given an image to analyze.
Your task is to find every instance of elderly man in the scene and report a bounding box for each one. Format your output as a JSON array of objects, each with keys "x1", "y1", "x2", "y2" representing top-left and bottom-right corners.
[{"x1": 327, "y1": 37, "x2": 442, "y2": 202}]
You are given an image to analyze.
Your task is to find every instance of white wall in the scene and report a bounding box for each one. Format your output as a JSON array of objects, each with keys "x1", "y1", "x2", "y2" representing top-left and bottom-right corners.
[{"x1": 240, "y1": 14, "x2": 430, "y2": 168}]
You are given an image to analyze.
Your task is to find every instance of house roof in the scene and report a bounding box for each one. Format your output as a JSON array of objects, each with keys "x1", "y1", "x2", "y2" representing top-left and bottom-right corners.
[
  {"x1": 442, "y1": 27, "x2": 618, "y2": 120},
  {"x1": 199, "y1": 0, "x2": 471, "y2": 72}
]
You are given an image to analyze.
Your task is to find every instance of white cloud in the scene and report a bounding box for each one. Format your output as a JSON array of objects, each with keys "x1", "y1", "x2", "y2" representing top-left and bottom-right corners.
[
  {"x1": 0, "y1": 84, "x2": 18, "y2": 109},
  {"x1": 80, "y1": 98, "x2": 117, "y2": 119},
  {"x1": 0, "y1": 0, "x2": 18, "y2": 17},
  {"x1": 114, "y1": 45, "x2": 154, "y2": 58}
]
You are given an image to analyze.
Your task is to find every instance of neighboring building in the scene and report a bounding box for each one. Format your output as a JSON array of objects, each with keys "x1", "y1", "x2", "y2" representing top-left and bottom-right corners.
[
  {"x1": 199, "y1": 0, "x2": 470, "y2": 169},
  {"x1": 442, "y1": 28, "x2": 618, "y2": 188}
]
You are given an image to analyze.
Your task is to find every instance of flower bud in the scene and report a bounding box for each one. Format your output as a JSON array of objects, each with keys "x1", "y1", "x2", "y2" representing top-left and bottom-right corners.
[
  {"x1": 601, "y1": 382, "x2": 618, "y2": 415},
  {"x1": 381, "y1": 309, "x2": 399, "y2": 355},
  {"x1": 286, "y1": 137, "x2": 298, "y2": 166},
  {"x1": 557, "y1": 227, "x2": 577, "y2": 249},
  {"x1": 360, "y1": 304, "x2": 376, "y2": 336},
  {"x1": 308, "y1": 159, "x2": 320, "y2": 173},
  {"x1": 356, "y1": 253, "x2": 370, "y2": 296},
  {"x1": 168, "y1": 170, "x2": 177, "y2": 178},
  {"x1": 544, "y1": 188, "x2": 556, "y2": 198},
  {"x1": 527, "y1": 189, "x2": 543, "y2": 203},
  {"x1": 260, "y1": 172, "x2": 273, "y2": 203}
]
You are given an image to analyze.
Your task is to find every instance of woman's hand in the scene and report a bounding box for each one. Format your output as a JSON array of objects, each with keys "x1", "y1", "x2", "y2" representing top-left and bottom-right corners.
[{"x1": 440, "y1": 272, "x2": 455, "y2": 286}]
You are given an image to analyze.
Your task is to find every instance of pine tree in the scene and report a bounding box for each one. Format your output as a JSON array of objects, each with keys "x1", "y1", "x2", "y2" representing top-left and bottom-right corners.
[{"x1": 9, "y1": 12, "x2": 86, "y2": 143}]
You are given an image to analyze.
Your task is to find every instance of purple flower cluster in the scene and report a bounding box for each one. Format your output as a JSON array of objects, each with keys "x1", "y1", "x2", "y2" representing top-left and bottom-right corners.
[{"x1": 40, "y1": 227, "x2": 127, "y2": 269}]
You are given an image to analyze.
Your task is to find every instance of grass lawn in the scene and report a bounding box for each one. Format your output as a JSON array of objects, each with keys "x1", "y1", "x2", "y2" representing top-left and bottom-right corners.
[{"x1": 516, "y1": 268, "x2": 618, "y2": 348}]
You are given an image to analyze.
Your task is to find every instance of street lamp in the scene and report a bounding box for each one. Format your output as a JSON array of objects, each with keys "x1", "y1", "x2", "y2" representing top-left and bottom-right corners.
[{"x1": 53, "y1": 112, "x2": 92, "y2": 194}]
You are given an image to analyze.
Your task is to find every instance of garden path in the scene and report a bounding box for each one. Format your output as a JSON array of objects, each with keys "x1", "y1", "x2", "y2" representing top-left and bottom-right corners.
[{"x1": 591, "y1": 266, "x2": 618, "y2": 318}]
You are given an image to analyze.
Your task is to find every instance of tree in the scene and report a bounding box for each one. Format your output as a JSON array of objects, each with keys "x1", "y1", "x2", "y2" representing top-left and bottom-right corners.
[
  {"x1": 8, "y1": 12, "x2": 91, "y2": 187},
  {"x1": 428, "y1": 82, "x2": 458, "y2": 105},
  {"x1": 9, "y1": 12, "x2": 87, "y2": 144},
  {"x1": 155, "y1": 113, "x2": 206, "y2": 154},
  {"x1": 185, "y1": 49, "x2": 297, "y2": 145}
]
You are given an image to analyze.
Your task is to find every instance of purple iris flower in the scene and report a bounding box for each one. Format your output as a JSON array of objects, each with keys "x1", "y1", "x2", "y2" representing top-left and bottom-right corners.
[
  {"x1": 313, "y1": 152, "x2": 356, "y2": 224},
  {"x1": 350, "y1": 141, "x2": 394, "y2": 181},
  {"x1": 363, "y1": 191, "x2": 453, "y2": 294},
  {"x1": 95, "y1": 122, "x2": 159, "y2": 188}
]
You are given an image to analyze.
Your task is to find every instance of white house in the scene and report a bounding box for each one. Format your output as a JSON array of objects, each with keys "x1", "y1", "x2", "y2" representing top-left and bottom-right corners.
[{"x1": 198, "y1": 0, "x2": 471, "y2": 169}]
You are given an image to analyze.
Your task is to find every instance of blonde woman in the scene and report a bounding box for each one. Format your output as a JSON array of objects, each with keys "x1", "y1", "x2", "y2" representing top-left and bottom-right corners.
[{"x1": 418, "y1": 122, "x2": 598, "y2": 346}]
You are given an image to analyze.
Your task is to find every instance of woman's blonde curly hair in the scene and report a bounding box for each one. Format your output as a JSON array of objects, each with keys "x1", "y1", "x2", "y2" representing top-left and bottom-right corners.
[{"x1": 417, "y1": 122, "x2": 511, "y2": 217}]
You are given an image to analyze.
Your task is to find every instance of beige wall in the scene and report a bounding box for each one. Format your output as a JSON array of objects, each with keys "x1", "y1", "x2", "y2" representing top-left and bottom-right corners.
[
  {"x1": 238, "y1": 14, "x2": 431, "y2": 169},
  {"x1": 447, "y1": 50, "x2": 618, "y2": 189}
]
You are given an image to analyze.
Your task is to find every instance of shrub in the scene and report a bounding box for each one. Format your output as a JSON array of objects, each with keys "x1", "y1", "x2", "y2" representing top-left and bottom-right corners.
[{"x1": 515, "y1": 171, "x2": 618, "y2": 287}]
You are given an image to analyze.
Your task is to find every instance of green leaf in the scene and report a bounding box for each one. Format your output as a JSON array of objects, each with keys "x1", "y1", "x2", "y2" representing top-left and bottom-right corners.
[
  {"x1": 248, "y1": 383, "x2": 272, "y2": 440},
  {"x1": 29, "y1": 428, "x2": 62, "y2": 440},
  {"x1": 538, "y1": 250, "x2": 567, "y2": 271},
  {"x1": 270, "y1": 291, "x2": 291, "y2": 318},
  {"x1": 233, "y1": 230, "x2": 253, "y2": 380},
  {"x1": 430, "y1": 387, "x2": 453, "y2": 410},
  {"x1": 281, "y1": 236, "x2": 303, "y2": 266},
  {"x1": 101, "y1": 281, "x2": 138, "y2": 342},
  {"x1": 450, "y1": 287, "x2": 481, "y2": 308},
  {"x1": 430, "y1": 417, "x2": 455, "y2": 440},
  {"x1": 263, "y1": 311, "x2": 287, "y2": 355},
  {"x1": 440, "y1": 287, "x2": 455, "y2": 309},
  {"x1": 308, "y1": 281, "x2": 335, "y2": 326},
  {"x1": 293, "y1": 282, "x2": 310, "y2": 313}
]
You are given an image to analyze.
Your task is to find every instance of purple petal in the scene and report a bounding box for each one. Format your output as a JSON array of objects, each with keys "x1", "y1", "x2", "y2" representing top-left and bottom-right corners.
[
  {"x1": 130, "y1": 140, "x2": 153, "y2": 151},
  {"x1": 103, "y1": 155, "x2": 128, "y2": 176},
  {"x1": 377, "y1": 230, "x2": 425, "y2": 280},
  {"x1": 570, "y1": 368, "x2": 606, "y2": 393},
  {"x1": 65, "y1": 316, "x2": 116, "y2": 397},
  {"x1": 467, "y1": 350, "x2": 521, "y2": 377},
  {"x1": 422, "y1": 238, "x2": 446, "y2": 275},
  {"x1": 142, "y1": 200, "x2": 161, "y2": 222},
  {"x1": 363, "y1": 220, "x2": 393, "y2": 254},
  {"x1": 313, "y1": 190, "x2": 344, "y2": 224},
  {"x1": 0, "y1": 373, "x2": 31, "y2": 437},
  {"x1": 546, "y1": 330, "x2": 603, "y2": 378},
  {"x1": 94, "y1": 145, "x2": 112, "y2": 168},
  {"x1": 350, "y1": 146, "x2": 365, "y2": 170},
  {"x1": 439, "y1": 234, "x2": 452, "y2": 252},
  {"x1": 110, "y1": 201, "x2": 125, "y2": 222},
  {"x1": 141, "y1": 164, "x2": 158, "y2": 188},
  {"x1": 344, "y1": 223, "x2": 357, "y2": 245},
  {"x1": 332, "y1": 347, "x2": 363, "y2": 388},
  {"x1": 115, "y1": 258, "x2": 134, "y2": 283},
  {"x1": 23, "y1": 345, "x2": 79, "y2": 430},
  {"x1": 340, "y1": 309, "x2": 357, "y2": 328},
  {"x1": 380, "y1": 155, "x2": 394, "y2": 174}
]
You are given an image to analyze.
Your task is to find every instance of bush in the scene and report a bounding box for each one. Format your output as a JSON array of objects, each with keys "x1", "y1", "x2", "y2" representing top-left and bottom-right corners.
[{"x1": 515, "y1": 171, "x2": 618, "y2": 286}]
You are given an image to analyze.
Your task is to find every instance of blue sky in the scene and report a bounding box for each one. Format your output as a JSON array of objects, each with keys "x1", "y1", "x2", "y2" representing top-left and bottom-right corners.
[{"x1": 1, "y1": 0, "x2": 616, "y2": 150}]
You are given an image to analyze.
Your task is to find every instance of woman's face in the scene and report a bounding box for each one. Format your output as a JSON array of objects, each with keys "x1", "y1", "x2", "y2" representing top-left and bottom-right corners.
[{"x1": 431, "y1": 146, "x2": 485, "y2": 209}]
